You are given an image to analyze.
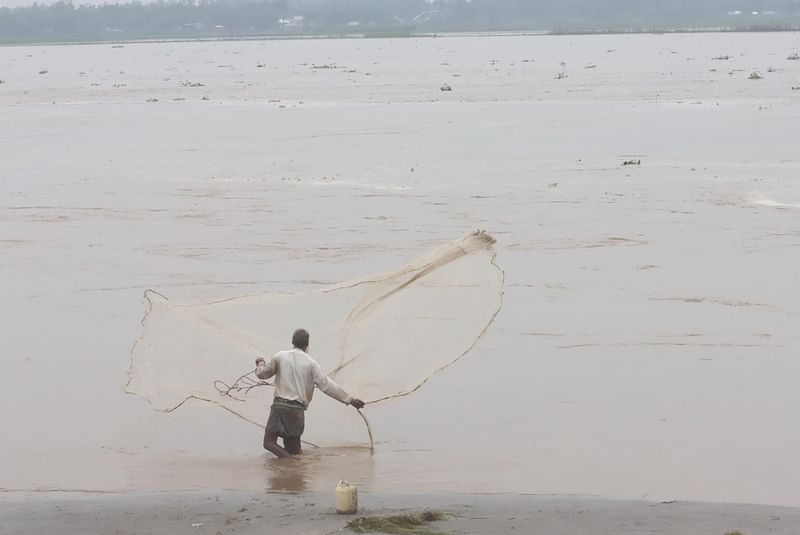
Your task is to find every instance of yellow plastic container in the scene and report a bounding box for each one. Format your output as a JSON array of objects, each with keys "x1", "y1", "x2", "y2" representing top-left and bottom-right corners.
[{"x1": 335, "y1": 480, "x2": 358, "y2": 514}]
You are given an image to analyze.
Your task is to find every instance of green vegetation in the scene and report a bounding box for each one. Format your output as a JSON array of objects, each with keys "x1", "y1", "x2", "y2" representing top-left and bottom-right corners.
[
  {"x1": 2, "y1": 0, "x2": 800, "y2": 46},
  {"x1": 347, "y1": 511, "x2": 448, "y2": 535}
]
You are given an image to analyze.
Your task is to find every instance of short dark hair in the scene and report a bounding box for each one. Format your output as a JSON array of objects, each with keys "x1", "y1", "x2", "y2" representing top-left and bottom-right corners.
[{"x1": 292, "y1": 328, "x2": 310, "y2": 350}]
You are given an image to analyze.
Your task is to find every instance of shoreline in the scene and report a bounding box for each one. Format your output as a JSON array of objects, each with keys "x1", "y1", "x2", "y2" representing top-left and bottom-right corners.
[
  {"x1": 2, "y1": 26, "x2": 799, "y2": 48},
  {"x1": 3, "y1": 490, "x2": 800, "y2": 534}
]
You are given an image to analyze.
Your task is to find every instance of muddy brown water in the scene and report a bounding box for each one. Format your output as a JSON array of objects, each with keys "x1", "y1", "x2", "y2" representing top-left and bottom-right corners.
[{"x1": 1, "y1": 32, "x2": 799, "y2": 505}]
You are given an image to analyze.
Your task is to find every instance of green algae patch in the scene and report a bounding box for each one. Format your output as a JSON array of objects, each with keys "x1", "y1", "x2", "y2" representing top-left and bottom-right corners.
[{"x1": 347, "y1": 511, "x2": 448, "y2": 535}]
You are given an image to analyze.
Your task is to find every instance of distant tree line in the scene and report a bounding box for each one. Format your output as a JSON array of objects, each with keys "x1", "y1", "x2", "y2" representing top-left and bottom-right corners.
[
  {"x1": 0, "y1": 0, "x2": 289, "y2": 42},
  {"x1": 2, "y1": 0, "x2": 800, "y2": 43}
]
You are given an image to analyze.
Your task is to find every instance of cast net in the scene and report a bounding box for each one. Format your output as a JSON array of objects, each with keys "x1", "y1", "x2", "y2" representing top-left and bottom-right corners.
[{"x1": 126, "y1": 231, "x2": 504, "y2": 447}]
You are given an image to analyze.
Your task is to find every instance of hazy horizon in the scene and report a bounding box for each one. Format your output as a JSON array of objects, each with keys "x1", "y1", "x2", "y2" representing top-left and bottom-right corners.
[{"x1": 4, "y1": 0, "x2": 800, "y2": 47}]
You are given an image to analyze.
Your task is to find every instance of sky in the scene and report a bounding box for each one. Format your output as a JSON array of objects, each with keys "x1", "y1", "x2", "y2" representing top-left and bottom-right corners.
[
  {"x1": 0, "y1": 0, "x2": 157, "y2": 7},
  {"x1": 2, "y1": 0, "x2": 87, "y2": 7}
]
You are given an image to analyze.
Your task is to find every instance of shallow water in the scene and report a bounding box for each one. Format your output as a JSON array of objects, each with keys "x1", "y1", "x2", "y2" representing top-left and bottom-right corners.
[{"x1": 1, "y1": 32, "x2": 800, "y2": 505}]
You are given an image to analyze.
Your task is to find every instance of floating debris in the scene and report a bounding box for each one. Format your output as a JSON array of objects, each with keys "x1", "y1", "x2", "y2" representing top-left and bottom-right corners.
[
  {"x1": 622, "y1": 159, "x2": 641, "y2": 166},
  {"x1": 201, "y1": 95, "x2": 210, "y2": 101},
  {"x1": 749, "y1": 71, "x2": 763, "y2": 80},
  {"x1": 180, "y1": 80, "x2": 205, "y2": 87},
  {"x1": 146, "y1": 98, "x2": 159, "y2": 103},
  {"x1": 172, "y1": 97, "x2": 186, "y2": 101},
  {"x1": 38, "y1": 70, "x2": 48, "y2": 75},
  {"x1": 712, "y1": 55, "x2": 732, "y2": 61},
  {"x1": 440, "y1": 83, "x2": 452, "y2": 92},
  {"x1": 767, "y1": 66, "x2": 778, "y2": 73},
  {"x1": 0, "y1": 79, "x2": 5, "y2": 84},
  {"x1": 256, "y1": 63, "x2": 266, "y2": 68},
  {"x1": 792, "y1": 86, "x2": 800, "y2": 91},
  {"x1": 555, "y1": 72, "x2": 568, "y2": 79},
  {"x1": 347, "y1": 511, "x2": 447, "y2": 535},
  {"x1": 111, "y1": 45, "x2": 124, "y2": 49},
  {"x1": 788, "y1": 53, "x2": 800, "y2": 61},
  {"x1": 585, "y1": 63, "x2": 597, "y2": 69}
]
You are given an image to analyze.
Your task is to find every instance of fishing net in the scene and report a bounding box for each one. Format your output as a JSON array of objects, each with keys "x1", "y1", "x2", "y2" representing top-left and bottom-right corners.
[{"x1": 126, "y1": 231, "x2": 504, "y2": 447}]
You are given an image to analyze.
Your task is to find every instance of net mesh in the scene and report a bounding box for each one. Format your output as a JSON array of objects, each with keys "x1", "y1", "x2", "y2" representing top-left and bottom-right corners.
[{"x1": 125, "y1": 231, "x2": 504, "y2": 446}]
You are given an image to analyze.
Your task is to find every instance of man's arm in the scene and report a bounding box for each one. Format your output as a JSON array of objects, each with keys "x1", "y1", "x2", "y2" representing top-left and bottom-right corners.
[
  {"x1": 311, "y1": 362, "x2": 365, "y2": 409},
  {"x1": 255, "y1": 355, "x2": 276, "y2": 380}
]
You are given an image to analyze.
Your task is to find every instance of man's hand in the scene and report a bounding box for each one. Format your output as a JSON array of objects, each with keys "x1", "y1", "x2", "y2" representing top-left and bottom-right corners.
[
  {"x1": 349, "y1": 398, "x2": 365, "y2": 410},
  {"x1": 255, "y1": 357, "x2": 266, "y2": 367}
]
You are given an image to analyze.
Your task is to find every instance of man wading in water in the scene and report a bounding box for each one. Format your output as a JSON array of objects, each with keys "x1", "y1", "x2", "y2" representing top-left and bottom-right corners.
[{"x1": 255, "y1": 328, "x2": 365, "y2": 458}]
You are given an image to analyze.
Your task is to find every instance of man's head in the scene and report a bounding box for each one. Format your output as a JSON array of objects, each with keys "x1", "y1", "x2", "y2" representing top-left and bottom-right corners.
[{"x1": 292, "y1": 328, "x2": 310, "y2": 351}]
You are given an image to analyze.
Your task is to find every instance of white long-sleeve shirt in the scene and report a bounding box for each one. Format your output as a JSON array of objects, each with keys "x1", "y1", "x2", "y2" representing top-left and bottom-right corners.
[{"x1": 255, "y1": 348, "x2": 352, "y2": 408}]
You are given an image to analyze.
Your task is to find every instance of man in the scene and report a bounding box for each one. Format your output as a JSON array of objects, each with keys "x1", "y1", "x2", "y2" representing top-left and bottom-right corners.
[{"x1": 255, "y1": 328, "x2": 365, "y2": 458}]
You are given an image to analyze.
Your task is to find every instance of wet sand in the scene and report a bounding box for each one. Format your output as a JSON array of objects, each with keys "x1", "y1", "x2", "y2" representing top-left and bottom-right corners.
[
  {"x1": 1, "y1": 32, "x2": 800, "y2": 508},
  {"x1": 4, "y1": 490, "x2": 800, "y2": 535}
]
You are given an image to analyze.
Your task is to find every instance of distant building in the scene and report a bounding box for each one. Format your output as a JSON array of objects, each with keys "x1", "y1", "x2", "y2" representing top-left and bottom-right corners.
[
  {"x1": 412, "y1": 10, "x2": 439, "y2": 23},
  {"x1": 278, "y1": 16, "x2": 304, "y2": 29},
  {"x1": 180, "y1": 22, "x2": 207, "y2": 31}
]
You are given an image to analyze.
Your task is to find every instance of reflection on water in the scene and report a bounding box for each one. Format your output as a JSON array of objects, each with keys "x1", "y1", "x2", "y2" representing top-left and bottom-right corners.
[
  {"x1": 264, "y1": 447, "x2": 375, "y2": 493},
  {"x1": 128, "y1": 447, "x2": 376, "y2": 494},
  {"x1": 266, "y1": 457, "x2": 310, "y2": 492}
]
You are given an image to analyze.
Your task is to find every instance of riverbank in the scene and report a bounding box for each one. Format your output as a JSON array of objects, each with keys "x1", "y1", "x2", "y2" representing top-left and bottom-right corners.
[
  {"x1": 2, "y1": 25, "x2": 800, "y2": 48},
  {"x1": 3, "y1": 490, "x2": 800, "y2": 535}
]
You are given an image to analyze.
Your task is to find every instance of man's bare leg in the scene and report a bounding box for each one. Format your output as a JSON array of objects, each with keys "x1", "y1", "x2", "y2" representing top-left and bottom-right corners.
[
  {"x1": 283, "y1": 437, "x2": 302, "y2": 456},
  {"x1": 263, "y1": 431, "x2": 291, "y2": 458}
]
